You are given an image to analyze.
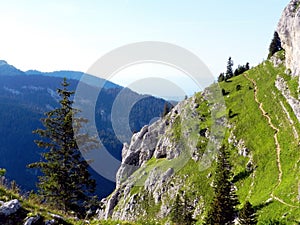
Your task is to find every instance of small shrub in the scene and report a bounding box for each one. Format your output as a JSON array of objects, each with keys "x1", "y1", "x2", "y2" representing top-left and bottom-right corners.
[{"x1": 0, "y1": 168, "x2": 6, "y2": 177}]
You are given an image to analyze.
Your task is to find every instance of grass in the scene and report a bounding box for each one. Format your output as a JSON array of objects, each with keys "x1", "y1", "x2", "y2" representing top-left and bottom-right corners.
[
  {"x1": 218, "y1": 61, "x2": 300, "y2": 223},
  {"x1": 116, "y1": 61, "x2": 300, "y2": 224},
  {"x1": 281, "y1": 72, "x2": 299, "y2": 99},
  {"x1": 0, "y1": 183, "x2": 148, "y2": 225}
]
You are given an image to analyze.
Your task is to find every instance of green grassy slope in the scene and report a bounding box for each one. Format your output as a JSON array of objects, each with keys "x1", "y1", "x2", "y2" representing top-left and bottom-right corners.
[
  {"x1": 118, "y1": 61, "x2": 300, "y2": 224},
  {"x1": 219, "y1": 61, "x2": 300, "y2": 223}
]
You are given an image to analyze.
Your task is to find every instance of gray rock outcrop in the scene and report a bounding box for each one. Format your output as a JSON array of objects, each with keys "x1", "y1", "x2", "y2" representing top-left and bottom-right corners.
[
  {"x1": 24, "y1": 215, "x2": 43, "y2": 225},
  {"x1": 0, "y1": 198, "x2": 70, "y2": 225},
  {"x1": 277, "y1": 0, "x2": 300, "y2": 76},
  {"x1": 98, "y1": 88, "x2": 227, "y2": 221},
  {"x1": 275, "y1": 76, "x2": 300, "y2": 121},
  {"x1": 0, "y1": 199, "x2": 21, "y2": 217}
]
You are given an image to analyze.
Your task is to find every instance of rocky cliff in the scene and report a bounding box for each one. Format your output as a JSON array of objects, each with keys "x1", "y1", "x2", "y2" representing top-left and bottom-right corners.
[
  {"x1": 98, "y1": 88, "x2": 227, "y2": 221},
  {"x1": 274, "y1": 0, "x2": 300, "y2": 122},
  {"x1": 277, "y1": 0, "x2": 300, "y2": 76}
]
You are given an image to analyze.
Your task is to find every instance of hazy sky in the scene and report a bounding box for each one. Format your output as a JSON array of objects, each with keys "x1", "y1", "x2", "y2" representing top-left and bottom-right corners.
[{"x1": 0, "y1": 0, "x2": 289, "y2": 96}]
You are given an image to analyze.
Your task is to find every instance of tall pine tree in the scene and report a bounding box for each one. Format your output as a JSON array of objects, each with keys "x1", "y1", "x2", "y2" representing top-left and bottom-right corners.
[
  {"x1": 28, "y1": 78, "x2": 97, "y2": 216},
  {"x1": 239, "y1": 201, "x2": 257, "y2": 225},
  {"x1": 225, "y1": 57, "x2": 234, "y2": 81},
  {"x1": 204, "y1": 145, "x2": 239, "y2": 225},
  {"x1": 218, "y1": 73, "x2": 225, "y2": 82},
  {"x1": 170, "y1": 193, "x2": 194, "y2": 225},
  {"x1": 268, "y1": 31, "x2": 282, "y2": 59},
  {"x1": 170, "y1": 194, "x2": 185, "y2": 224},
  {"x1": 162, "y1": 102, "x2": 170, "y2": 117}
]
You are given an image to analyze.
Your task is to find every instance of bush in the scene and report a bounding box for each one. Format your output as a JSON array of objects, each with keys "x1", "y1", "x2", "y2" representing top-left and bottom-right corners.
[{"x1": 0, "y1": 168, "x2": 6, "y2": 177}]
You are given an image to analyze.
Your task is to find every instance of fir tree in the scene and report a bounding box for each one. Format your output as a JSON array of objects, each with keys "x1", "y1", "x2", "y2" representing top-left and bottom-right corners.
[
  {"x1": 182, "y1": 195, "x2": 195, "y2": 225},
  {"x1": 204, "y1": 145, "x2": 239, "y2": 225},
  {"x1": 218, "y1": 73, "x2": 225, "y2": 82},
  {"x1": 239, "y1": 201, "x2": 257, "y2": 225},
  {"x1": 170, "y1": 193, "x2": 194, "y2": 225},
  {"x1": 170, "y1": 194, "x2": 185, "y2": 224},
  {"x1": 28, "y1": 78, "x2": 97, "y2": 216},
  {"x1": 162, "y1": 102, "x2": 170, "y2": 117},
  {"x1": 233, "y1": 63, "x2": 250, "y2": 77},
  {"x1": 245, "y1": 62, "x2": 250, "y2": 70},
  {"x1": 268, "y1": 31, "x2": 282, "y2": 59},
  {"x1": 225, "y1": 57, "x2": 234, "y2": 80}
]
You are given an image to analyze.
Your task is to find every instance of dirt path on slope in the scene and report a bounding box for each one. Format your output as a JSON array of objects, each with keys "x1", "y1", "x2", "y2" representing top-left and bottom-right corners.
[
  {"x1": 243, "y1": 74, "x2": 282, "y2": 185},
  {"x1": 243, "y1": 74, "x2": 299, "y2": 208}
]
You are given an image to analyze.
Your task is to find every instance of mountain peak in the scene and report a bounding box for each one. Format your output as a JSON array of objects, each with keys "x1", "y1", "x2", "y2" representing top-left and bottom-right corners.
[
  {"x1": 0, "y1": 60, "x2": 8, "y2": 66},
  {"x1": 0, "y1": 60, "x2": 25, "y2": 76}
]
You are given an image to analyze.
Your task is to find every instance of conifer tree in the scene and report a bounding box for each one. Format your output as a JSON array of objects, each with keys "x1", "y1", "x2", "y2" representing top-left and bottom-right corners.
[
  {"x1": 162, "y1": 102, "x2": 170, "y2": 117},
  {"x1": 204, "y1": 145, "x2": 239, "y2": 225},
  {"x1": 239, "y1": 201, "x2": 257, "y2": 225},
  {"x1": 28, "y1": 78, "x2": 97, "y2": 216},
  {"x1": 245, "y1": 62, "x2": 250, "y2": 70},
  {"x1": 218, "y1": 73, "x2": 225, "y2": 82},
  {"x1": 233, "y1": 63, "x2": 250, "y2": 77},
  {"x1": 268, "y1": 31, "x2": 282, "y2": 59},
  {"x1": 170, "y1": 194, "x2": 184, "y2": 224},
  {"x1": 182, "y1": 195, "x2": 195, "y2": 225},
  {"x1": 170, "y1": 193, "x2": 194, "y2": 225},
  {"x1": 225, "y1": 57, "x2": 234, "y2": 80}
]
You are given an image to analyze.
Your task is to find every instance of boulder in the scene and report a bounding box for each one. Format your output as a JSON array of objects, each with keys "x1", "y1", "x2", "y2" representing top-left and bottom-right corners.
[
  {"x1": 44, "y1": 220, "x2": 56, "y2": 225},
  {"x1": 0, "y1": 199, "x2": 21, "y2": 216},
  {"x1": 23, "y1": 215, "x2": 43, "y2": 225}
]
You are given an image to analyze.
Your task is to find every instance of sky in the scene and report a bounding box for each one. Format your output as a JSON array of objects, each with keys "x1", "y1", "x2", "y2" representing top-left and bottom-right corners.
[{"x1": 0, "y1": 0, "x2": 290, "y2": 98}]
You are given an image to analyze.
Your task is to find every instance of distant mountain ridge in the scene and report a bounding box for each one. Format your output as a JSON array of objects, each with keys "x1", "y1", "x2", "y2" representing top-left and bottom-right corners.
[
  {"x1": 0, "y1": 61, "x2": 170, "y2": 199},
  {"x1": 0, "y1": 60, "x2": 25, "y2": 76},
  {"x1": 0, "y1": 60, "x2": 119, "y2": 89},
  {"x1": 25, "y1": 69, "x2": 120, "y2": 89}
]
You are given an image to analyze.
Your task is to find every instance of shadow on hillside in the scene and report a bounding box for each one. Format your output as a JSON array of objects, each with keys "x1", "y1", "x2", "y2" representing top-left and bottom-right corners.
[
  {"x1": 232, "y1": 170, "x2": 252, "y2": 183},
  {"x1": 253, "y1": 200, "x2": 273, "y2": 212}
]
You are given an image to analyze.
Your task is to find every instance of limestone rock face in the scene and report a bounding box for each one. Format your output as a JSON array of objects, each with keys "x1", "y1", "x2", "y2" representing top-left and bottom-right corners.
[
  {"x1": 98, "y1": 88, "x2": 227, "y2": 221},
  {"x1": 277, "y1": 0, "x2": 300, "y2": 76},
  {"x1": 0, "y1": 199, "x2": 20, "y2": 217},
  {"x1": 275, "y1": 75, "x2": 300, "y2": 121},
  {"x1": 99, "y1": 99, "x2": 192, "y2": 221},
  {"x1": 24, "y1": 215, "x2": 43, "y2": 225}
]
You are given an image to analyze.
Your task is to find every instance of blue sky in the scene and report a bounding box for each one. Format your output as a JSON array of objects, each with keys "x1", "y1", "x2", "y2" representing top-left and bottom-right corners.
[{"x1": 0, "y1": 0, "x2": 289, "y2": 96}]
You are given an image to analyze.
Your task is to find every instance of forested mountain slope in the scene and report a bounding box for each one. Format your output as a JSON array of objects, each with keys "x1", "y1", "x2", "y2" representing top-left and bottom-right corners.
[{"x1": 0, "y1": 74, "x2": 168, "y2": 198}]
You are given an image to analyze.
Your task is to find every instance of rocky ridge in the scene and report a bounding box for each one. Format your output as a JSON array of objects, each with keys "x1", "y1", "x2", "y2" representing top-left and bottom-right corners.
[
  {"x1": 0, "y1": 199, "x2": 68, "y2": 225},
  {"x1": 98, "y1": 87, "x2": 227, "y2": 221}
]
